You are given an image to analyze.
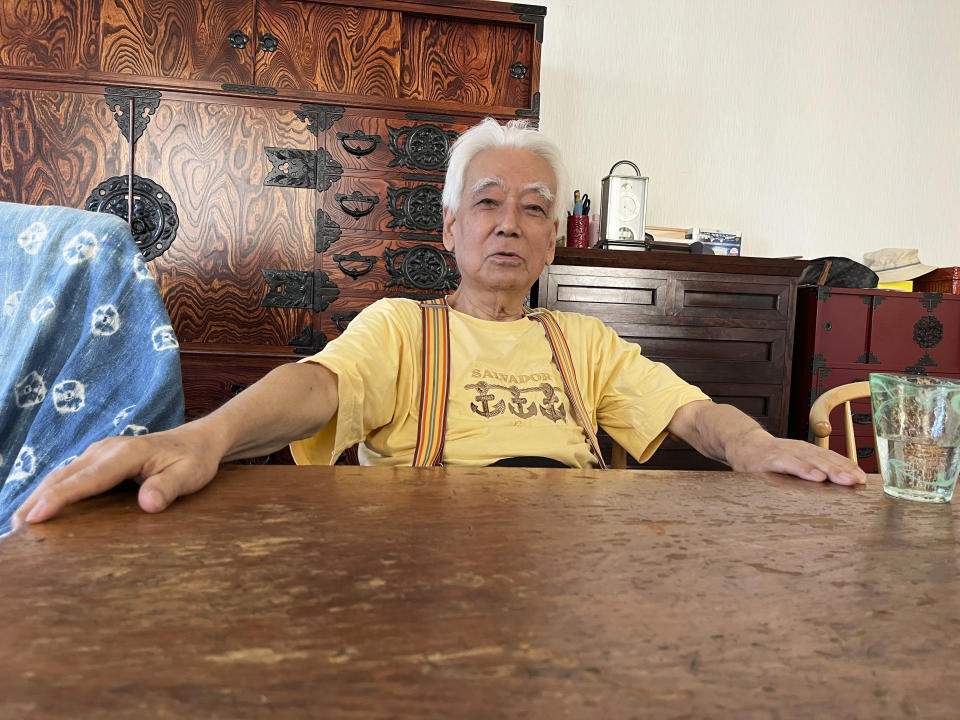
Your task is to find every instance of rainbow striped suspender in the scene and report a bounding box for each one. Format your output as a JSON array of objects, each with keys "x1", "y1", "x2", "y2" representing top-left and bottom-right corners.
[
  {"x1": 413, "y1": 299, "x2": 451, "y2": 467},
  {"x1": 413, "y1": 299, "x2": 607, "y2": 469}
]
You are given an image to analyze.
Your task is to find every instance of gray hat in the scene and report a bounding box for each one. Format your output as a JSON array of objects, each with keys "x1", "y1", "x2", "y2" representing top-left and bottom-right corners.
[{"x1": 862, "y1": 248, "x2": 937, "y2": 283}]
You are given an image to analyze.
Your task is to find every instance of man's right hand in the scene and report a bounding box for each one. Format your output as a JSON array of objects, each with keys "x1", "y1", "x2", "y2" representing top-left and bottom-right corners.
[{"x1": 11, "y1": 424, "x2": 225, "y2": 529}]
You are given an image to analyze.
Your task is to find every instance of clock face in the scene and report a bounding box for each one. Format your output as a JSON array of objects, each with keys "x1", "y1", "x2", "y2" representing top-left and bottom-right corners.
[{"x1": 618, "y1": 192, "x2": 640, "y2": 221}]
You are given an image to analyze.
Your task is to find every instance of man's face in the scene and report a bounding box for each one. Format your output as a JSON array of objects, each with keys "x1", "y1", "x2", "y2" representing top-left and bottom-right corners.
[{"x1": 443, "y1": 147, "x2": 559, "y2": 296}]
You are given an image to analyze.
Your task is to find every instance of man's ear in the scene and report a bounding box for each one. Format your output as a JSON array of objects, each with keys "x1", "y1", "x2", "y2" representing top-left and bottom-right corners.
[{"x1": 442, "y1": 207, "x2": 456, "y2": 252}]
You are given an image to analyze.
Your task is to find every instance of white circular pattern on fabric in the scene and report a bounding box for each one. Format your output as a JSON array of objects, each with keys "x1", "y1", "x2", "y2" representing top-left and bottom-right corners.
[
  {"x1": 91, "y1": 304, "x2": 120, "y2": 336},
  {"x1": 14, "y1": 371, "x2": 47, "y2": 408},
  {"x1": 119, "y1": 424, "x2": 148, "y2": 436},
  {"x1": 30, "y1": 296, "x2": 55, "y2": 324},
  {"x1": 151, "y1": 325, "x2": 179, "y2": 351},
  {"x1": 17, "y1": 221, "x2": 47, "y2": 254},
  {"x1": 52, "y1": 380, "x2": 86, "y2": 413},
  {"x1": 3, "y1": 291, "x2": 22, "y2": 317},
  {"x1": 62, "y1": 230, "x2": 99, "y2": 264},
  {"x1": 9, "y1": 447, "x2": 37, "y2": 485},
  {"x1": 133, "y1": 254, "x2": 153, "y2": 280},
  {"x1": 113, "y1": 405, "x2": 137, "y2": 427}
]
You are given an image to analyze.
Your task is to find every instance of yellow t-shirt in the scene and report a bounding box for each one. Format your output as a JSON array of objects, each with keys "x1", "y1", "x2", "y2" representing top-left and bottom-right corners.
[{"x1": 290, "y1": 298, "x2": 709, "y2": 467}]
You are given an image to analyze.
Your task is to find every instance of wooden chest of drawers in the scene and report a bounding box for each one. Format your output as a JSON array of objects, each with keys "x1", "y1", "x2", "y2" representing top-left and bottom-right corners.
[
  {"x1": 790, "y1": 286, "x2": 960, "y2": 472},
  {"x1": 536, "y1": 248, "x2": 807, "y2": 470},
  {"x1": 0, "y1": 0, "x2": 545, "y2": 461}
]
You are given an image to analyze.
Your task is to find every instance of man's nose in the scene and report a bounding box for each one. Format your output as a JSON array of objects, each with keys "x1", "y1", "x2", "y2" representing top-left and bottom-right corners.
[{"x1": 496, "y1": 203, "x2": 521, "y2": 236}]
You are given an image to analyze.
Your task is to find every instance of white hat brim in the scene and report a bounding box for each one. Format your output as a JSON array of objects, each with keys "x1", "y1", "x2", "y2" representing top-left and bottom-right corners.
[{"x1": 875, "y1": 263, "x2": 938, "y2": 283}]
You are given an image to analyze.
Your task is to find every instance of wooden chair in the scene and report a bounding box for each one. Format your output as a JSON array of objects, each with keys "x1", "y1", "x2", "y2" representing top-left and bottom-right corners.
[{"x1": 808, "y1": 381, "x2": 872, "y2": 462}]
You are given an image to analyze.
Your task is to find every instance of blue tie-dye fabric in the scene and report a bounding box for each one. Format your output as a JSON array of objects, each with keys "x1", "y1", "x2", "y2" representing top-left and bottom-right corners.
[{"x1": 0, "y1": 202, "x2": 185, "y2": 533}]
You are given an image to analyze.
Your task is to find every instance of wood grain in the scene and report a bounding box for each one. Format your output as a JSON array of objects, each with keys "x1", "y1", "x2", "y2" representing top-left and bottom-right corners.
[
  {"x1": 256, "y1": 2, "x2": 401, "y2": 97},
  {"x1": 139, "y1": 98, "x2": 316, "y2": 347},
  {"x1": 0, "y1": 88, "x2": 127, "y2": 207},
  {"x1": 99, "y1": 0, "x2": 252, "y2": 84},
  {"x1": 400, "y1": 14, "x2": 533, "y2": 107},
  {"x1": 2, "y1": 465, "x2": 958, "y2": 718},
  {"x1": 0, "y1": 0, "x2": 101, "y2": 71}
]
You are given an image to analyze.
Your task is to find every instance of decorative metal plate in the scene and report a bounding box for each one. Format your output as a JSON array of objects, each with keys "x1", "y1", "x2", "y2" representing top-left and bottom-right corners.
[
  {"x1": 387, "y1": 185, "x2": 443, "y2": 232},
  {"x1": 258, "y1": 32, "x2": 279, "y2": 52},
  {"x1": 337, "y1": 130, "x2": 381, "y2": 157},
  {"x1": 913, "y1": 316, "x2": 944, "y2": 348},
  {"x1": 509, "y1": 61, "x2": 528, "y2": 79},
  {"x1": 260, "y1": 269, "x2": 340, "y2": 312},
  {"x1": 288, "y1": 325, "x2": 328, "y2": 355},
  {"x1": 228, "y1": 30, "x2": 249, "y2": 49},
  {"x1": 385, "y1": 244, "x2": 459, "y2": 291},
  {"x1": 515, "y1": 91, "x2": 541, "y2": 118},
  {"x1": 264, "y1": 147, "x2": 343, "y2": 192},
  {"x1": 104, "y1": 87, "x2": 162, "y2": 143},
  {"x1": 295, "y1": 103, "x2": 345, "y2": 137},
  {"x1": 85, "y1": 175, "x2": 179, "y2": 261},
  {"x1": 315, "y1": 210, "x2": 342, "y2": 253},
  {"x1": 333, "y1": 251, "x2": 377, "y2": 278},
  {"x1": 387, "y1": 124, "x2": 459, "y2": 171}
]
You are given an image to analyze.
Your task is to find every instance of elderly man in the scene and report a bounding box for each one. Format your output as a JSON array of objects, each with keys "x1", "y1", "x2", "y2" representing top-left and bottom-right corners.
[{"x1": 13, "y1": 119, "x2": 865, "y2": 528}]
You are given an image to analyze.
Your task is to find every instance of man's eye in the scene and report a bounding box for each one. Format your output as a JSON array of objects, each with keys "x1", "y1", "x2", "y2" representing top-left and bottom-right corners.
[
  {"x1": 526, "y1": 205, "x2": 546, "y2": 215},
  {"x1": 477, "y1": 198, "x2": 497, "y2": 206}
]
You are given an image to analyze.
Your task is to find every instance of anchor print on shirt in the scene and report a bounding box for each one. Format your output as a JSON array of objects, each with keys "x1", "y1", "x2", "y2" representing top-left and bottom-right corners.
[{"x1": 465, "y1": 380, "x2": 567, "y2": 423}]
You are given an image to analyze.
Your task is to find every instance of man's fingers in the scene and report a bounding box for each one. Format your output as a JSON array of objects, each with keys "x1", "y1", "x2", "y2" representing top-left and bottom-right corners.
[
  {"x1": 19, "y1": 460, "x2": 136, "y2": 525},
  {"x1": 137, "y1": 463, "x2": 211, "y2": 514}
]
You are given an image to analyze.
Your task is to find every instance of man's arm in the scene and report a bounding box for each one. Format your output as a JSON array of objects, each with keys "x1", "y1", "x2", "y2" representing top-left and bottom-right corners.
[
  {"x1": 12, "y1": 361, "x2": 339, "y2": 528},
  {"x1": 667, "y1": 399, "x2": 866, "y2": 486}
]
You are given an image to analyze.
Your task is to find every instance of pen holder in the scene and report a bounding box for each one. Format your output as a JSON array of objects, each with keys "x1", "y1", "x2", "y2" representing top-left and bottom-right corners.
[{"x1": 566, "y1": 214, "x2": 590, "y2": 248}]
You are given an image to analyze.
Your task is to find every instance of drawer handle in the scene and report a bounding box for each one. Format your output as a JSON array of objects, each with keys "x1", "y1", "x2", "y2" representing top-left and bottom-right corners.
[
  {"x1": 333, "y1": 251, "x2": 377, "y2": 278},
  {"x1": 337, "y1": 130, "x2": 381, "y2": 157},
  {"x1": 335, "y1": 191, "x2": 380, "y2": 218},
  {"x1": 851, "y1": 412, "x2": 872, "y2": 425},
  {"x1": 857, "y1": 447, "x2": 875, "y2": 459},
  {"x1": 509, "y1": 61, "x2": 528, "y2": 79}
]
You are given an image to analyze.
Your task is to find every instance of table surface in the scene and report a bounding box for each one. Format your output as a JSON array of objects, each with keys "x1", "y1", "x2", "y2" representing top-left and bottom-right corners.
[{"x1": 2, "y1": 466, "x2": 959, "y2": 719}]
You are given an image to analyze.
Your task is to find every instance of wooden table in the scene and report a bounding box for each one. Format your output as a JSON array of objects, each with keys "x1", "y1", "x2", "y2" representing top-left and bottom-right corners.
[{"x1": 2, "y1": 466, "x2": 959, "y2": 718}]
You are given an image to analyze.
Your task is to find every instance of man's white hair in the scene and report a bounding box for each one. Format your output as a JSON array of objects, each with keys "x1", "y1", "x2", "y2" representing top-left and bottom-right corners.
[{"x1": 442, "y1": 118, "x2": 569, "y2": 223}]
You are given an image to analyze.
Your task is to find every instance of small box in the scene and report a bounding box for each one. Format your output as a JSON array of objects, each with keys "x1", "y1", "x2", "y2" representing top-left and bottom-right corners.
[
  {"x1": 685, "y1": 228, "x2": 742, "y2": 256},
  {"x1": 877, "y1": 280, "x2": 914, "y2": 292},
  {"x1": 914, "y1": 267, "x2": 960, "y2": 295}
]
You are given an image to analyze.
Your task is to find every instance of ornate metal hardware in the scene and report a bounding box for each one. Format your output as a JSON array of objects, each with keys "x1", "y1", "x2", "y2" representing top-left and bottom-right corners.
[
  {"x1": 405, "y1": 112, "x2": 456, "y2": 123},
  {"x1": 260, "y1": 269, "x2": 340, "y2": 312},
  {"x1": 337, "y1": 130, "x2": 381, "y2": 157},
  {"x1": 315, "y1": 210, "x2": 342, "y2": 253},
  {"x1": 515, "y1": 91, "x2": 541, "y2": 118},
  {"x1": 331, "y1": 312, "x2": 359, "y2": 333},
  {"x1": 857, "y1": 447, "x2": 875, "y2": 459},
  {"x1": 288, "y1": 325, "x2": 328, "y2": 355},
  {"x1": 221, "y1": 84, "x2": 277, "y2": 95},
  {"x1": 913, "y1": 315, "x2": 944, "y2": 348},
  {"x1": 822, "y1": 321, "x2": 832, "y2": 331},
  {"x1": 402, "y1": 172, "x2": 445, "y2": 184},
  {"x1": 387, "y1": 185, "x2": 443, "y2": 232},
  {"x1": 264, "y1": 147, "x2": 343, "y2": 192},
  {"x1": 258, "y1": 32, "x2": 279, "y2": 52},
  {"x1": 388, "y1": 124, "x2": 459, "y2": 172},
  {"x1": 509, "y1": 61, "x2": 528, "y2": 79},
  {"x1": 85, "y1": 175, "x2": 179, "y2": 261},
  {"x1": 852, "y1": 413, "x2": 872, "y2": 424},
  {"x1": 104, "y1": 87, "x2": 161, "y2": 143},
  {"x1": 335, "y1": 191, "x2": 380, "y2": 218},
  {"x1": 333, "y1": 251, "x2": 377, "y2": 278},
  {"x1": 920, "y1": 293, "x2": 943, "y2": 312},
  {"x1": 295, "y1": 103, "x2": 345, "y2": 137},
  {"x1": 400, "y1": 232, "x2": 443, "y2": 243},
  {"x1": 228, "y1": 30, "x2": 249, "y2": 49},
  {"x1": 511, "y1": 4, "x2": 546, "y2": 42},
  {"x1": 385, "y1": 245, "x2": 459, "y2": 292}
]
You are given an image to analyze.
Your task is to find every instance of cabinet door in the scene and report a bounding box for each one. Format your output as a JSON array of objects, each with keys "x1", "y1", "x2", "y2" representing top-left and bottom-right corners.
[
  {"x1": 133, "y1": 97, "x2": 317, "y2": 350},
  {"x1": 0, "y1": 88, "x2": 127, "y2": 207},
  {"x1": 400, "y1": 14, "x2": 535, "y2": 109},
  {"x1": 99, "y1": 0, "x2": 253, "y2": 85},
  {"x1": 0, "y1": 0, "x2": 101, "y2": 72},
  {"x1": 869, "y1": 294, "x2": 960, "y2": 372},
  {"x1": 255, "y1": 1, "x2": 401, "y2": 97}
]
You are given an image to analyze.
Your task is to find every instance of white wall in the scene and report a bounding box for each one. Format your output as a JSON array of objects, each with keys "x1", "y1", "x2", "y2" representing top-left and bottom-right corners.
[{"x1": 536, "y1": 0, "x2": 959, "y2": 266}]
